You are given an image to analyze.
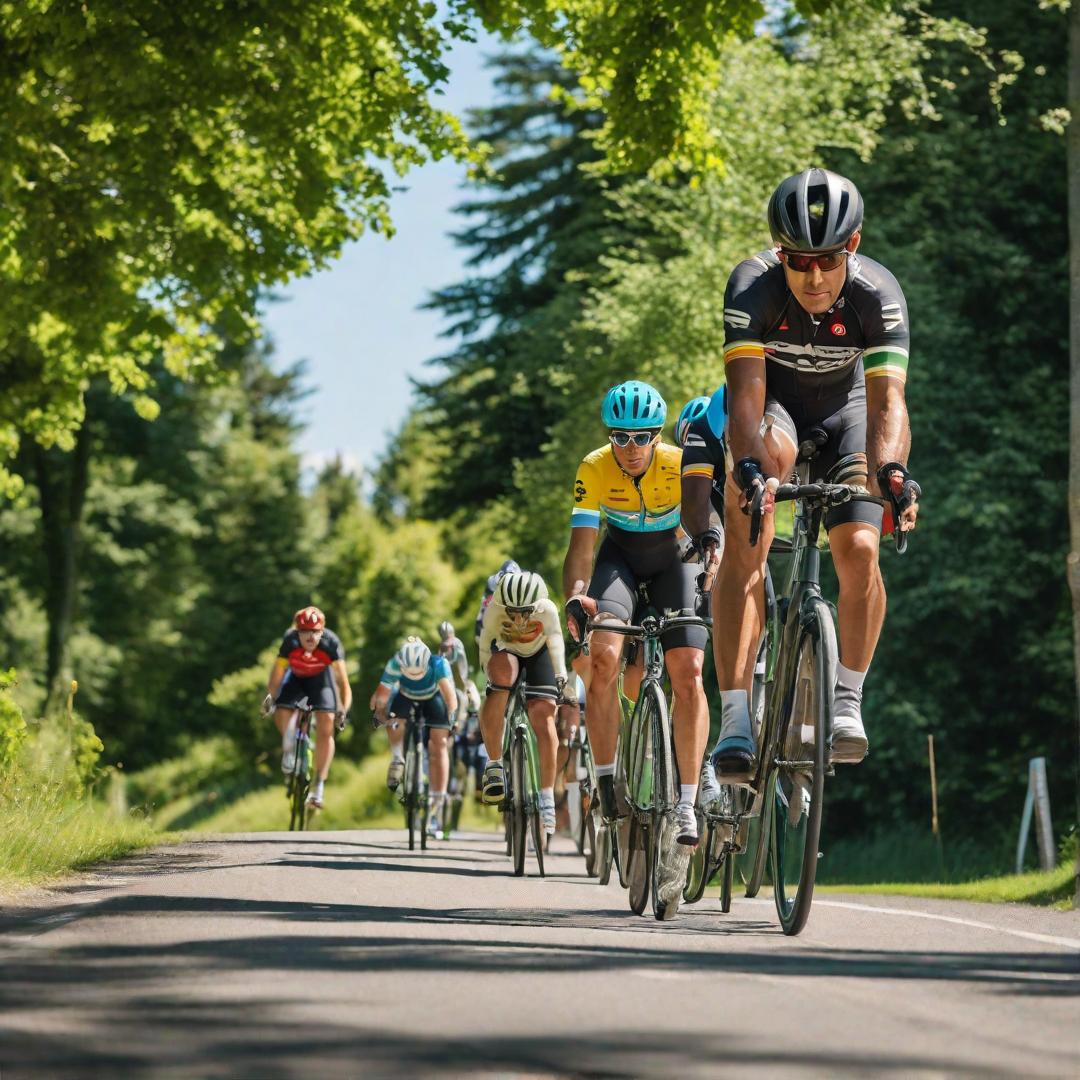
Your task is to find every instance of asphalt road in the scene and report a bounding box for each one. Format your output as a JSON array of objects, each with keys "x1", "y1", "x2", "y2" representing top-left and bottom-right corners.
[{"x1": 1, "y1": 829, "x2": 1078, "y2": 1079}]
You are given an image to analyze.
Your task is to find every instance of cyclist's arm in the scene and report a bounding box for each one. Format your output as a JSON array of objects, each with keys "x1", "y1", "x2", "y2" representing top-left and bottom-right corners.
[
  {"x1": 370, "y1": 659, "x2": 398, "y2": 710},
  {"x1": 724, "y1": 353, "x2": 774, "y2": 477},
  {"x1": 866, "y1": 374, "x2": 911, "y2": 487},
  {"x1": 267, "y1": 657, "x2": 288, "y2": 699},
  {"x1": 562, "y1": 526, "x2": 597, "y2": 601},
  {"x1": 538, "y1": 601, "x2": 568, "y2": 683},
  {"x1": 478, "y1": 601, "x2": 499, "y2": 672},
  {"x1": 452, "y1": 643, "x2": 470, "y2": 686},
  {"x1": 331, "y1": 658, "x2": 352, "y2": 713},
  {"x1": 438, "y1": 675, "x2": 458, "y2": 716}
]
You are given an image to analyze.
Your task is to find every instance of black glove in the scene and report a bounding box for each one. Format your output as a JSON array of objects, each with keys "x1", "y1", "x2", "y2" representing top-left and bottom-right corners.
[
  {"x1": 877, "y1": 461, "x2": 921, "y2": 554},
  {"x1": 565, "y1": 597, "x2": 589, "y2": 642},
  {"x1": 334, "y1": 709, "x2": 349, "y2": 732},
  {"x1": 690, "y1": 526, "x2": 722, "y2": 561},
  {"x1": 734, "y1": 457, "x2": 766, "y2": 509}
]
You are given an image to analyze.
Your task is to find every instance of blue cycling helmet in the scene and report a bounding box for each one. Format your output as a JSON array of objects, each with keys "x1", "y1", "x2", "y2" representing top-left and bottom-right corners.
[
  {"x1": 706, "y1": 384, "x2": 728, "y2": 437},
  {"x1": 675, "y1": 396, "x2": 710, "y2": 447},
  {"x1": 601, "y1": 380, "x2": 667, "y2": 430}
]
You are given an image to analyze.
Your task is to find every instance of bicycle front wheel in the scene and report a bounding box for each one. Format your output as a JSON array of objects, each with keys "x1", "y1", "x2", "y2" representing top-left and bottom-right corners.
[
  {"x1": 769, "y1": 596, "x2": 834, "y2": 935},
  {"x1": 510, "y1": 737, "x2": 527, "y2": 877}
]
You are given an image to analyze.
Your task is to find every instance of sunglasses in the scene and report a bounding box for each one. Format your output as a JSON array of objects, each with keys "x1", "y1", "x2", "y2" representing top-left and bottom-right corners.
[
  {"x1": 505, "y1": 605, "x2": 536, "y2": 617},
  {"x1": 780, "y1": 249, "x2": 848, "y2": 273},
  {"x1": 609, "y1": 430, "x2": 658, "y2": 448}
]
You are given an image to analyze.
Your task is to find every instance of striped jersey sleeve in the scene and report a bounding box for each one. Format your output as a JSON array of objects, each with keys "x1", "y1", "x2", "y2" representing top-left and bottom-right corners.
[
  {"x1": 722, "y1": 254, "x2": 773, "y2": 369},
  {"x1": 856, "y1": 260, "x2": 911, "y2": 383}
]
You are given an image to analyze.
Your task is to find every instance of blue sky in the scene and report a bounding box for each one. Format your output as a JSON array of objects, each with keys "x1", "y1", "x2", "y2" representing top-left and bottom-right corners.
[{"x1": 259, "y1": 31, "x2": 504, "y2": 479}]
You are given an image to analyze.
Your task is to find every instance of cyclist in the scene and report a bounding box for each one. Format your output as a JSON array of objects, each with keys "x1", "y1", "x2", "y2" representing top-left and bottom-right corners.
[
  {"x1": 438, "y1": 620, "x2": 481, "y2": 728},
  {"x1": 699, "y1": 167, "x2": 920, "y2": 778},
  {"x1": 371, "y1": 636, "x2": 458, "y2": 836},
  {"x1": 562, "y1": 380, "x2": 710, "y2": 846},
  {"x1": 262, "y1": 606, "x2": 351, "y2": 810},
  {"x1": 477, "y1": 570, "x2": 575, "y2": 836},
  {"x1": 473, "y1": 559, "x2": 521, "y2": 647}
]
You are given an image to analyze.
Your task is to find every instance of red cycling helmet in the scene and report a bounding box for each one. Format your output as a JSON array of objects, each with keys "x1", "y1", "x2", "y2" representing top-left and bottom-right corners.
[{"x1": 294, "y1": 606, "x2": 326, "y2": 631}]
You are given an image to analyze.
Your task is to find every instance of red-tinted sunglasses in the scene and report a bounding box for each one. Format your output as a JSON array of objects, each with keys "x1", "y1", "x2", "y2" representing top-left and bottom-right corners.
[{"x1": 779, "y1": 249, "x2": 849, "y2": 273}]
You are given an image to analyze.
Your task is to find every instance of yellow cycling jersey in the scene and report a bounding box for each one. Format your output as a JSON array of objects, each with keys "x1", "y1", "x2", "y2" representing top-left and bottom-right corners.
[{"x1": 571, "y1": 442, "x2": 682, "y2": 534}]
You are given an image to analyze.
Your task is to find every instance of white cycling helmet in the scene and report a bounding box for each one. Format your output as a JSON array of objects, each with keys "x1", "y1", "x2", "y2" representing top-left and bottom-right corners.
[
  {"x1": 496, "y1": 571, "x2": 548, "y2": 611},
  {"x1": 396, "y1": 636, "x2": 431, "y2": 679},
  {"x1": 437, "y1": 620, "x2": 454, "y2": 642}
]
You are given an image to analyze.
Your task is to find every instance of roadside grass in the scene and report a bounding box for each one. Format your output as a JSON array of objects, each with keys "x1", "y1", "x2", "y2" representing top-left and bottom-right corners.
[
  {"x1": 818, "y1": 862, "x2": 1076, "y2": 909},
  {"x1": 0, "y1": 779, "x2": 158, "y2": 891},
  {"x1": 189, "y1": 751, "x2": 504, "y2": 834}
]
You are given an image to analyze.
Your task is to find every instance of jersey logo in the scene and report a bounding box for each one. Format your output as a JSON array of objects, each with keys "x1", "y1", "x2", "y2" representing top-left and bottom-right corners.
[
  {"x1": 724, "y1": 307, "x2": 751, "y2": 330},
  {"x1": 831, "y1": 322, "x2": 846, "y2": 336},
  {"x1": 574, "y1": 479, "x2": 586, "y2": 503},
  {"x1": 881, "y1": 302, "x2": 904, "y2": 331},
  {"x1": 779, "y1": 320, "x2": 789, "y2": 332},
  {"x1": 684, "y1": 433, "x2": 706, "y2": 448}
]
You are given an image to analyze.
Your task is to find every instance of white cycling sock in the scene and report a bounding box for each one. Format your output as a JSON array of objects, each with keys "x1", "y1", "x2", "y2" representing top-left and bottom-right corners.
[
  {"x1": 390, "y1": 743, "x2": 405, "y2": 763},
  {"x1": 312, "y1": 779, "x2": 324, "y2": 798},
  {"x1": 429, "y1": 790, "x2": 446, "y2": 802},
  {"x1": 678, "y1": 783, "x2": 697, "y2": 808},
  {"x1": 714, "y1": 689, "x2": 750, "y2": 745},
  {"x1": 540, "y1": 787, "x2": 555, "y2": 808},
  {"x1": 282, "y1": 718, "x2": 296, "y2": 752},
  {"x1": 836, "y1": 663, "x2": 867, "y2": 692},
  {"x1": 595, "y1": 763, "x2": 616, "y2": 778}
]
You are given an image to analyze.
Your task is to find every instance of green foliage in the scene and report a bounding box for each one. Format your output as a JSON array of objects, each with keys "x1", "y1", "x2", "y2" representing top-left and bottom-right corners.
[
  {"x1": 0, "y1": 669, "x2": 28, "y2": 772},
  {"x1": 0, "y1": 0, "x2": 479, "y2": 491}
]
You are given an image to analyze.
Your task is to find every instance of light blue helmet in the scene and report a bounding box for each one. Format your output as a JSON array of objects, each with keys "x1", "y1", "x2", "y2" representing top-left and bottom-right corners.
[
  {"x1": 675, "y1": 396, "x2": 710, "y2": 447},
  {"x1": 706, "y1": 384, "x2": 728, "y2": 438},
  {"x1": 601, "y1": 380, "x2": 667, "y2": 430}
]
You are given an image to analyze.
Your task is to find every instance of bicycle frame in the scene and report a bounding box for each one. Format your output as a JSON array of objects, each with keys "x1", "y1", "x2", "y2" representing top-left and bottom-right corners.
[{"x1": 500, "y1": 670, "x2": 543, "y2": 817}]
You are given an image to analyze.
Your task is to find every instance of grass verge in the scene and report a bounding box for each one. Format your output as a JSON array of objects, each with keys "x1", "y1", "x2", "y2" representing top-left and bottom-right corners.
[
  {"x1": 190, "y1": 752, "x2": 503, "y2": 834},
  {"x1": 0, "y1": 787, "x2": 159, "y2": 891},
  {"x1": 819, "y1": 862, "x2": 1076, "y2": 909}
]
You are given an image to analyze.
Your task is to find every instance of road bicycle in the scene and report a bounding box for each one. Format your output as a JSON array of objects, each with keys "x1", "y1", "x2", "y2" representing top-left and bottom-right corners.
[
  {"x1": 374, "y1": 700, "x2": 431, "y2": 851},
  {"x1": 591, "y1": 606, "x2": 711, "y2": 921},
  {"x1": 571, "y1": 723, "x2": 615, "y2": 882},
  {"x1": 282, "y1": 698, "x2": 317, "y2": 831},
  {"x1": 723, "y1": 443, "x2": 886, "y2": 934},
  {"x1": 499, "y1": 667, "x2": 546, "y2": 877}
]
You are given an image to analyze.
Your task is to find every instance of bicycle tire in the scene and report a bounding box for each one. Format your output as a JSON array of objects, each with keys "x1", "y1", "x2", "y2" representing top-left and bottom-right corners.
[
  {"x1": 770, "y1": 596, "x2": 834, "y2": 935},
  {"x1": 582, "y1": 801, "x2": 598, "y2": 877},
  {"x1": 720, "y1": 848, "x2": 735, "y2": 912},
  {"x1": 289, "y1": 737, "x2": 308, "y2": 831},
  {"x1": 742, "y1": 797, "x2": 771, "y2": 897},
  {"x1": 683, "y1": 818, "x2": 710, "y2": 905},
  {"x1": 510, "y1": 734, "x2": 527, "y2": 877},
  {"x1": 530, "y1": 809, "x2": 546, "y2": 877},
  {"x1": 406, "y1": 729, "x2": 420, "y2": 852},
  {"x1": 419, "y1": 743, "x2": 430, "y2": 852},
  {"x1": 626, "y1": 815, "x2": 650, "y2": 916},
  {"x1": 643, "y1": 684, "x2": 679, "y2": 922}
]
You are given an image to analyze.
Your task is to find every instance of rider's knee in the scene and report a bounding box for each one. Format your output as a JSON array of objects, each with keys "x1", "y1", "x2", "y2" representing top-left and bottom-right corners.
[
  {"x1": 833, "y1": 524, "x2": 881, "y2": 578},
  {"x1": 667, "y1": 652, "x2": 705, "y2": 697},
  {"x1": 589, "y1": 641, "x2": 622, "y2": 685}
]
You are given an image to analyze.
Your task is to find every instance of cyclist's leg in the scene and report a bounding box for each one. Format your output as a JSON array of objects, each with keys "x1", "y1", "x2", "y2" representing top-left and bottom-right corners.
[
  {"x1": 273, "y1": 676, "x2": 307, "y2": 770},
  {"x1": 479, "y1": 648, "x2": 519, "y2": 759},
  {"x1": 711, "y1": 403, "x2": 797, "y2": 770},
  {"x1": 584, "y1": 537, "x2": 636, "y2": 769},
  {"x1": 423, "y1": 695, "x2": 453, "y2": 827},
  {"x1": 815, "y1": 392, "x2": 885, "y2": 761},
  {"x1": 479, "y1": 649, "x2": 519, "y2": 803},
  {"x1": 524, "y1": 662, "x2": 559, "y2": 835}
]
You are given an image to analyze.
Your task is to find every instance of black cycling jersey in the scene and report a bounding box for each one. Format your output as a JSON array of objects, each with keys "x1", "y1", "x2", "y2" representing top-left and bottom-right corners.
[
  {"x1": 278, "y1": 628, "x2": 344, "y2": 678},
  {"x1": 723, "y1": 250, "x2": 910, "y2": 419}
]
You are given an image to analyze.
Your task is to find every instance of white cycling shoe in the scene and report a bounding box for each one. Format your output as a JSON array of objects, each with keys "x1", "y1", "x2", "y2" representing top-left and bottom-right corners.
[
  {"x1": 540, "y1": 802, "x2": 556, "y2": 836},
  {"x1": 698, "y1": 759, "x2": 722, "y2": 810},
  {"x1": 281, "y1": 748, "x2": 296, "y2": 774},
  {"x1": 674, "y1": 802, "x2": 699, "y2": 846}
]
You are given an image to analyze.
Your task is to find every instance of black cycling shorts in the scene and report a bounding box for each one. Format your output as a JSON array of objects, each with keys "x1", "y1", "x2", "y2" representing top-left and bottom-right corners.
[
  {"x1": 587, "y1": 534, "x2": 708, "y2": 652},
  {"x1": 276, "y1": 671, "x2": 338, "y2": 713},
  {"x1": 489, "y1": 644, "x2": 559, "y2": 702},
  {"x1": 389, "y1": 691, "x2": 451, "y2": 734},
  {"x1": 764, "y1": 380, "x2": 883, "y2": 531}
]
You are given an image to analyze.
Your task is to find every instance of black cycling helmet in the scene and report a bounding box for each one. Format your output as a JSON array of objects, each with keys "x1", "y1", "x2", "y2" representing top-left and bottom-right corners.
[{"x1": 767, "y1": 168, "x2": 863, "y2": 253}]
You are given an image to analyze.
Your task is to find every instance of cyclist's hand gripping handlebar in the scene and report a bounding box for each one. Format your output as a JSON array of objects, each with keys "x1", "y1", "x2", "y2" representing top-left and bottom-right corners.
[
  {"x1": 877, "y1": 461, "x2": 921, "y2": 554},
  {"x1": 736, "y1": 457, "x2": 779, "y2": 548}
]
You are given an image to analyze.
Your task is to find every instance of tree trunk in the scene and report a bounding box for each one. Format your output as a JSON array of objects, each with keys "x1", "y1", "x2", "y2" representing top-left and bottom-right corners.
[
  {"x1": 1068, "y1": 0, "x2": 1080, "y2": 908},
  {"x1": 35, "y1": 420, "x2": 92, "y2": 715}
]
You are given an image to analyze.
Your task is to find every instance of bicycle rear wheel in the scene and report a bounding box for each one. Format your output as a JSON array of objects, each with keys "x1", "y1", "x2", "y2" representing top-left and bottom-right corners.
[
  {"x1": 641, "y1": 685, "x2": 680, "y2": 922},
  {"x1": 510, "y1": 735, "x2": 527, "y2": 877},
  {"x1": 683, "y1": 817, "x2": 711, "y2": 905},
  {"x1": 769, "y1": 596, "x2": 834, "y2": 935},
  {"x1": 289, "y1": 737, "x2": 308, "y2": 831},
  {"x1": 719, "y1": 848, "x2": 735, "y2": 912},
  {"x1": 530, "y1": 806, "x2": 546, "y2": 877}
]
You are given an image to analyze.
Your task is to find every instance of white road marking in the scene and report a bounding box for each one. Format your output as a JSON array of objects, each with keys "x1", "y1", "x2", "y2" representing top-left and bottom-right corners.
[{"x1": 810, "y1": 899, "x2": 1080, "y2": 952}]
